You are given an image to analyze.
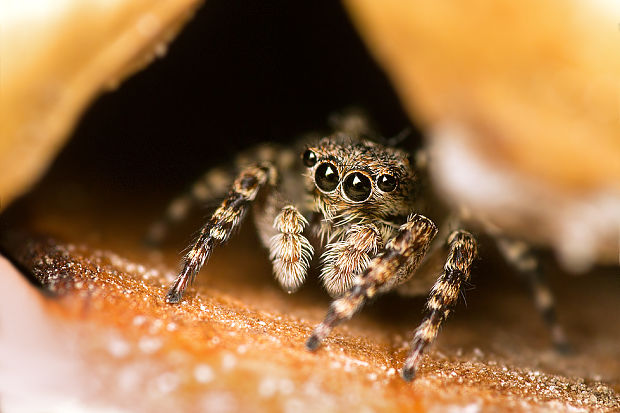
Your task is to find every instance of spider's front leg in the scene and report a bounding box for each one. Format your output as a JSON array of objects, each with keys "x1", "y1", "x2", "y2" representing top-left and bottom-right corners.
[
  {"x1": 402, "y1": 230, "x2": 477, "y2": 381},
  {"x1": 306, "y1": 214, "x2": 437, "y2": 351},
  {"x1": 165, "y1": 163, "x2": 276, "y2": 303}
]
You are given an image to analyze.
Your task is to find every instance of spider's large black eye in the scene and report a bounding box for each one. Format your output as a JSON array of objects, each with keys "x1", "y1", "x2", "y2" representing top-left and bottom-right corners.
[
  {"x1": 303, "y1": 150, "x2": 317, "y2": 167},
  {"x1": 315, "y1": 162, "x2": 339, "y2": 192},
  {"x1": 377, "y1": 174, "x2": 397, "y2": 192},
  {"x1": 343, "y1": 172, "x2": 372, "y2": 202}
]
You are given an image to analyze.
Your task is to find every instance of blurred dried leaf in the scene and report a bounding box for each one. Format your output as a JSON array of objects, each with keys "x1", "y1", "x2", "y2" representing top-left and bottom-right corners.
[
  {"x1": 344, "y1": 0, "x2": 620, "y2": 267},
  {"x1": 0, "y1": 0, "x2": 202, "y2": 211}
]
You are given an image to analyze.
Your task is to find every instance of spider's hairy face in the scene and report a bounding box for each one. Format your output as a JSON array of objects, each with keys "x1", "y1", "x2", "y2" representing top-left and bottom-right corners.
[{"x1": 302, "y1": 135, "x2": 416, "y2": 224}]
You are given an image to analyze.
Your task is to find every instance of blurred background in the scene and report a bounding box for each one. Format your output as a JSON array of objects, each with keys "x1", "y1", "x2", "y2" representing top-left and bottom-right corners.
[
  {"x1": 1, "y1": 0, "x2": 414, "y2": 211},
  {"x1": 2, "y1": 0, "x2": 618, "y2": 269}
]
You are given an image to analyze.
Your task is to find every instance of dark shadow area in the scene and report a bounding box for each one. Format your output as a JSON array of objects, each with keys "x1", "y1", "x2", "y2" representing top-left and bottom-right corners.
[{"x1": 30, "y1": 0, "x2": 417, "y2": 202}]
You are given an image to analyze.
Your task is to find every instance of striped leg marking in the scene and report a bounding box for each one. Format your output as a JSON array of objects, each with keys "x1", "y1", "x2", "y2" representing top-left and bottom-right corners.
[
  {"x1": 402, "y1": 230, "x2": 477, "y2": 381},
  {"x1": 165, "y1": 164, "x2": 275, "y2": 303},
  {"x1": 306, "y1": 214, "x2": 437, "y2": 351},
  {"x1": 269, "y1": 206, "x2": 314, "y2": 293},
  {"x1": 145, "y1": 167, "x2": 233, "y2": 246},
  {"x1": 496, "y1": 238, "x2": 569, "y2": 352}
]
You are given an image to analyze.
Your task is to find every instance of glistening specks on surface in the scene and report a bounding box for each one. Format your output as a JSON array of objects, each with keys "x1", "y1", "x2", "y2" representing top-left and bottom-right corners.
[{"x1": 1, "y1": 234, "x2": 619, "y2": 412}]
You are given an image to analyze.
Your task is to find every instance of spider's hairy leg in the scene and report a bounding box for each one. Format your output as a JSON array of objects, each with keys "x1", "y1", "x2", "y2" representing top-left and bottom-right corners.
[
  {"x1": 269, "y1": 206, "x2": 314, "y2": 293},
  {"x1": 402, "y1": 230, "x2": 477, "y2": 381},
  {"x1": 319, "y1": 223, "x2": 383, "y2": 297},
  {"x1": 306, "y1": 214, "x2": 437, "y2": 351},
  {"x1": 165, "y1": 163, "x2": 276, "y2": 304},
  {"x1": 145, "y1": 142, "x2": 293, "y2": 247},
  {"x1": 496, "y1": 237, "x2": 569, "y2": 352},
  {"x1": 145, "y1": 166, "x2": 233, "y2": 246}
]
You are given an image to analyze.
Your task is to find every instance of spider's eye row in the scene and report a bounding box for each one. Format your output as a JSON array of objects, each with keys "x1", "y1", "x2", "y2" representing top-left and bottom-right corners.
[
  {"x1": 343, "y1": 172, "x2": 372, "y2": 202},
  {"x1": 377, "y1": 174, "x2": 398, "y2": 192},
  {"x1": 315, "y1": 162, "x2": 339, "y2": 192},
  {"x1": 302, "y1": 150, "x2": 317, "y2": 167}
]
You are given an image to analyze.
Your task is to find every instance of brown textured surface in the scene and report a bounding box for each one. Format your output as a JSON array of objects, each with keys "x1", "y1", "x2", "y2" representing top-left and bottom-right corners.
[{"x1": 1, "y1": 193, "x2": 620, "y2": 412}]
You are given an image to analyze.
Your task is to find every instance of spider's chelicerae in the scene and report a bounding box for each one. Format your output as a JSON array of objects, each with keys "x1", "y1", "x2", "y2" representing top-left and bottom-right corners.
[{"x1": 149, "y1": 116, "x2": 567, "y2": 381}]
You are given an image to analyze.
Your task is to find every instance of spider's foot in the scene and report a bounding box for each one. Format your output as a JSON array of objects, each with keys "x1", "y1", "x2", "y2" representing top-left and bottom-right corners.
[
  {"x1": 143, "y1": 222, "x2": 166, "y2": 248},
  {"x1": 402, "y1": 345, "x2": 424, "y2": 382},
  {"x1": 305, "y1": 334, "x2": 321, "y2": 351},
  {"x1": 305, "y1": 307, "x2": 341, "y2": 352},
  {"x1": 401, "y1": 365, "x2": 417, "y2": 382},
  {"x1": 402, "y1": 351, "x2": 422, "y2": 381},
  {"x1": 165, "y1": 265, "x2": 194, "y2": 304},
  {"x1": 556, "y1": 342, "x2": 572, "y2": 355},
  {"x1": 551, "y1": 325, "x2": 572, "y2": 354},
  {"x1": 165, "y1": 288, "x2": 183, "y2": 304},
  {"x1": 554, "y1": 337, "x2": 573, "y2": 355}
]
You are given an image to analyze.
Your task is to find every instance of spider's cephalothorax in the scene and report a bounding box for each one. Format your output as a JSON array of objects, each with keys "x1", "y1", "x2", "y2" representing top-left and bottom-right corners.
[
  {"x1": 149, "y1": 120, "x2": 568, "y2": 381},
  {"x1": 299, "y1": 135, "x2": 422, "y2": 296},
  {"x1": 303, "y1": 135, "x2": 416, "y2": 224}
]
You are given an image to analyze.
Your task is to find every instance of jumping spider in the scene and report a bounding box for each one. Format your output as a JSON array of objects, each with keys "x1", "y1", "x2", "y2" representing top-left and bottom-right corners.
[{"x1": 148, "y1": 116, "x2": 567, "y2": 381}]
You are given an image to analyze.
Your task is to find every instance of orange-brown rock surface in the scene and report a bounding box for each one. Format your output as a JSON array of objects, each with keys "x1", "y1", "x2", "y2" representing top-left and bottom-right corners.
[{"x1": 1, "y1": 200, "x2": 619, "y2": 411}]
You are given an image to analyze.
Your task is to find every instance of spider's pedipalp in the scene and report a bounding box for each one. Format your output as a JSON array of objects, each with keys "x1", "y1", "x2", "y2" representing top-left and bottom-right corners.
[
  {"x1": 269, "y1": 205, "x2": 314, "y2": 293},
  {"x1": 306, "y1": 214, "x2": 437, "y2": 351},
  {"x1": 402, "y1": 230, "x2": 477, "y2": 381},
  {"x1": 319, "y1": 223, "x2": 383, "y2": 296},
  {"x1": 166, "y1": 163, "x2": 275, "y2": 303}
]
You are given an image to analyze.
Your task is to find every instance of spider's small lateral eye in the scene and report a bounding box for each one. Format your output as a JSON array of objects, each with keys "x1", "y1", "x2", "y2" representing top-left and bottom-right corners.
[
  {"x1": 343, "y1": 172, "x2": 372, "y2": 202},
  {"x1": 303, "y1": 150, "x2": 317, "y2": 167},
  {"x1": 377, "y1": 174, "x2": 398, "y2": 192},
  {"x1": 315, "y1": 162, "x2": 339, "y2": 192}
]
